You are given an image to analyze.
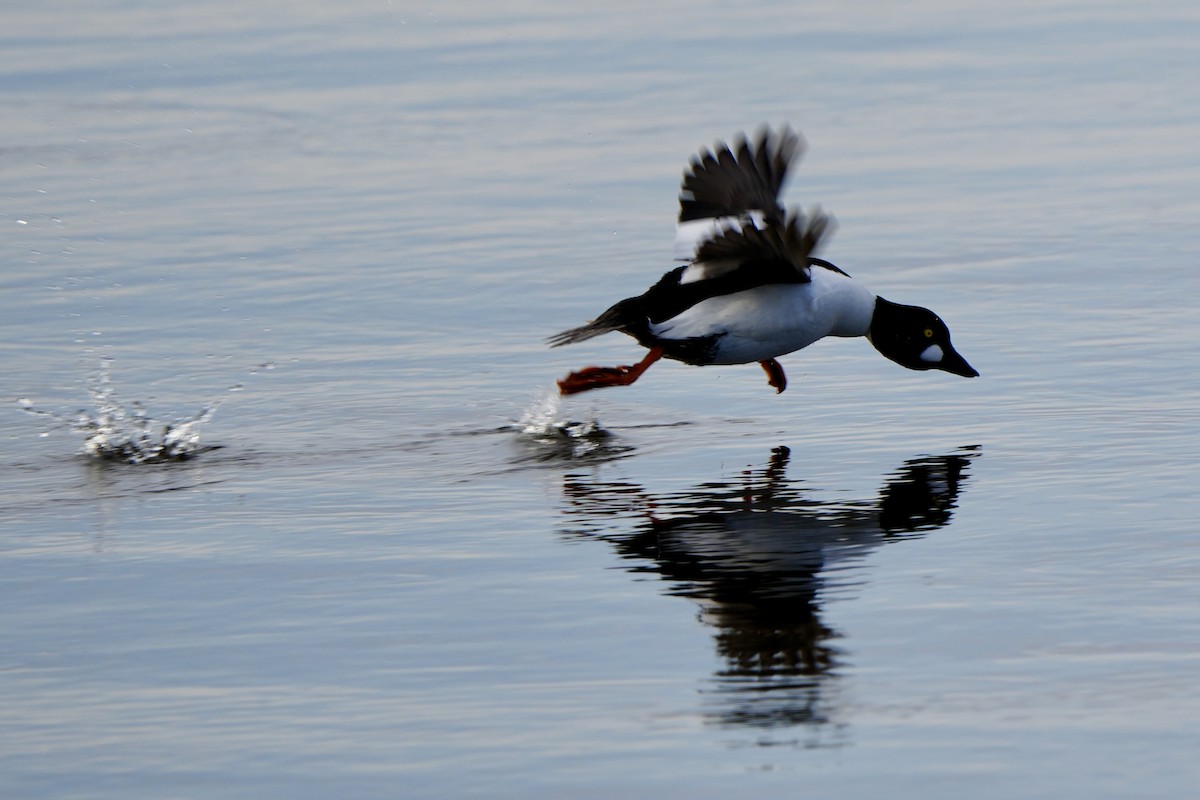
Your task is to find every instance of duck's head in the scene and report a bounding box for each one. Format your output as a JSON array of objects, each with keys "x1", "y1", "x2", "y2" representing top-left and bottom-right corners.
[{"x1": 868, "y1": 297, "x2": 978, "y2": 378}]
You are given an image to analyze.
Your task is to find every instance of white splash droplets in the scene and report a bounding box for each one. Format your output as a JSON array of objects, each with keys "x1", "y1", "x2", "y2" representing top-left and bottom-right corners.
[
  {"x1": 513, "y1": 385, "x2": 622, "y2": 461},
  {"x1": 18, "y1": 357, "x2": 223, "y2": 464},
  {"x1": 518, "y1": 385, "x2": 564, "y2": 436}
]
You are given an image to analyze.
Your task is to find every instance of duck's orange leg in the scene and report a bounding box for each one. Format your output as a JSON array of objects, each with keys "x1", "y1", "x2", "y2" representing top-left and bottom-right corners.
[
  {"x1": 759, "y1": 358, "x2": 787, "y2": 393},
  {"x1": 558, "y1": 347, "x2": 664, "y2": 395}
]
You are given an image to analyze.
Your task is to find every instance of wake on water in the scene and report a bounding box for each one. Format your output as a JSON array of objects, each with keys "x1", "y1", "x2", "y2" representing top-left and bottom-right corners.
[{"x1": 19, "y1": 363, "x2": 622, "y2": 466}]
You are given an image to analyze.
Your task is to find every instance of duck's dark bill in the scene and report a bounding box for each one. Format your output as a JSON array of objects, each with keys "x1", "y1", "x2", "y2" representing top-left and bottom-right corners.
[{"x1": 940, "y1": 349, "x2": 979, "y2": 378}]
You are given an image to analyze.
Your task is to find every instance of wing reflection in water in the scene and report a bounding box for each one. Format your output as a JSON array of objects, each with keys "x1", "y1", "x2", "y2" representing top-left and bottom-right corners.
[{"x1": 558, "y1": 445, "x2": 978, "y2": 744}]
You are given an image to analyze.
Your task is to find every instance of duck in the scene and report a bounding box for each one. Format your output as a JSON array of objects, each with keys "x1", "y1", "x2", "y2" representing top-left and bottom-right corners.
[{"x1": 549, "y1": 126, "x2": 978, "y2": 395}]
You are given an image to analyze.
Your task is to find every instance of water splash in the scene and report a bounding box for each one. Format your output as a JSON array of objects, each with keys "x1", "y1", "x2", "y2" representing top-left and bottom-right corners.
[
  {"x1": 518, "y1": 386, "x2": 600, "y2": 438},
  {"x1": 18, "y1": 357, "x2": 223, "y2": 464},
  {"x1": 513, "y1": 386, "x2": 624, "y2": 461}
]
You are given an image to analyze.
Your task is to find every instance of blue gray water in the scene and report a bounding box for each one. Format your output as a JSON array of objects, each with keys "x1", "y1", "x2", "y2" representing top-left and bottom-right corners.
[{"x1": 3, "y1": 2, "x2": 1200, "y2": 798}]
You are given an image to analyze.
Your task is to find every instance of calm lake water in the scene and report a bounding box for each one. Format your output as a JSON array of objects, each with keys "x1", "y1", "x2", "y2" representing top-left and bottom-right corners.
[{"x1": 3, "y1": 1, "x2": 1200, "y2": 797}]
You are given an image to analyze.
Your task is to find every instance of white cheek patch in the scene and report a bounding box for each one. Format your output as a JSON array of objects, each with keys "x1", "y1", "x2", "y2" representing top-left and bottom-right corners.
[{"x1": 920, "y1": 344, "x2": 944, "y2": 363}]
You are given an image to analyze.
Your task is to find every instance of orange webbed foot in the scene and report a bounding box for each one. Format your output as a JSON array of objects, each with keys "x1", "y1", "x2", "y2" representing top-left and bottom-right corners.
[
  {"x1": 557, "y1": 348, "x2": 664, "y2": 396},
  {"x1": 759, "y1": 358, "x2": 787, "y2": 393}
]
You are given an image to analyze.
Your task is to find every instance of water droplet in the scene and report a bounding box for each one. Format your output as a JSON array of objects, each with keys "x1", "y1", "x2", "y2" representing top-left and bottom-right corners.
[{"x1": 18, "y1": 357, "x2": 224, "y2": 464}]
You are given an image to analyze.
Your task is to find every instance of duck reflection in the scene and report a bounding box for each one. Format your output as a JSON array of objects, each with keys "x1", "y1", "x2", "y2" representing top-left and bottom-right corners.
[{"x1": 559, "y1": 445, "x2": 977, "y2": 740}]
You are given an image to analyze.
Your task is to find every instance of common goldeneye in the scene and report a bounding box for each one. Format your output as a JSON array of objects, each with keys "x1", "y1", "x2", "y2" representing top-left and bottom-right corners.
[{"x1": 549, "y1": 126, "x2": 978, "y2": 395}]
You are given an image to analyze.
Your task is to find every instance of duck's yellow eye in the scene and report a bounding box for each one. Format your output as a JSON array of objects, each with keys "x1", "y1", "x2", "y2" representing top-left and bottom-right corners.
[{"x1": 924, "y1": 328, "x2": 934, "y2": 338}]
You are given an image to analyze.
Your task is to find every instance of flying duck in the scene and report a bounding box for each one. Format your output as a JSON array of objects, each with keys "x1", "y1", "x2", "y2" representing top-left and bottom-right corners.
[{"x1": 549, "y1": 126, "x2": 978, "y2": 395}]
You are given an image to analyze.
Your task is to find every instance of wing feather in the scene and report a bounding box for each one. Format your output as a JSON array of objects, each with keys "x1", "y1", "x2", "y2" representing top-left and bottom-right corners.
[
  {"x1": 688, "y1": 209, "x2": 835, "y2": 285},
  {"x1": 677, "y1": 126, "x2": 803, "y2": 224}
]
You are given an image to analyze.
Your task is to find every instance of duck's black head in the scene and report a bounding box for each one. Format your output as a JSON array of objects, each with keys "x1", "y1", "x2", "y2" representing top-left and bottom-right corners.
[{"x1": 868, "y1": 297, "x2": 978, "y2": 378}]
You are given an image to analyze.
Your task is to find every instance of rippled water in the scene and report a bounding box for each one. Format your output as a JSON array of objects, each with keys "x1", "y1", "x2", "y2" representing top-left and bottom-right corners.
[{"x1": 3, "y1": 1, "x2": 1200, "y2": 798}]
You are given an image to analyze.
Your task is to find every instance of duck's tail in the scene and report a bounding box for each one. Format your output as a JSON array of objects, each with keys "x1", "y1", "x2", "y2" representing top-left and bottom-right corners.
[{"x1": 547, "y1": 299, "x2": 642, "y2": 347}]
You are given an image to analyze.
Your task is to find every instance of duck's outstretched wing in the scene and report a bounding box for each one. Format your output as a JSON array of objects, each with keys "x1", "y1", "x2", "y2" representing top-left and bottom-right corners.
[
  {"x1": 679, "y1": 125, "x2": 801, "y2": 223},
  {"x1": 667, "y1": 210, "x2": 836, "y2": 305},
  {"x1": 674, "y1": 126, "x2": 804, "y2": 259},
  {"x1": 694, "y1": 210, "x2": 832, "y2": 276}
]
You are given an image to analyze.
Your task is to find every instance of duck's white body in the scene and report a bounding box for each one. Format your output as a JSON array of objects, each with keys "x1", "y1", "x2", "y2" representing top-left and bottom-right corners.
[{"x1": 650, "y1": 264, "x2": 876, "y2": 365}]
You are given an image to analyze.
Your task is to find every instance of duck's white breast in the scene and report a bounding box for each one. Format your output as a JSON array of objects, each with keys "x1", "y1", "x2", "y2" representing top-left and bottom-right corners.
[{"x1": 649, "y1": 268, "x2": 875, "y2": 364}]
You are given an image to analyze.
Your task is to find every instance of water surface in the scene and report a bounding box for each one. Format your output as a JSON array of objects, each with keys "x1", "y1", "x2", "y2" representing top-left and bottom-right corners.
[{"x1": 3, "y1": 1, "x2": 1200, "y2": 798}]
